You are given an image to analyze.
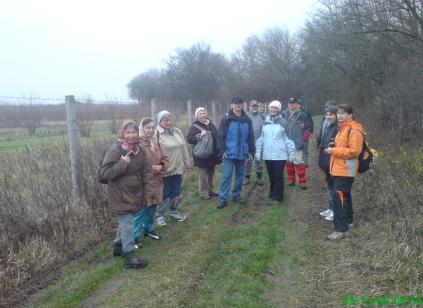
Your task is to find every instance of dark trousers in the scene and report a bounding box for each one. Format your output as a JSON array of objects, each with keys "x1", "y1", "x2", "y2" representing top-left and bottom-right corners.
[
  {"x1": 265, "y1": 160, "x2": 286, "y2": 201},
  {"x1": 331, "y1": 176, "x2": 354, "y2": 232},
  {"x1": 323, "y1": 170, "x2": 335, "y2": 210}
]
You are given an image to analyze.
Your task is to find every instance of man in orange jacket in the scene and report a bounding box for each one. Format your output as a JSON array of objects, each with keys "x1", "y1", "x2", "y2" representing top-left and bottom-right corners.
[{"x1": 324, "y1": 104, "x2": 365, "y2": 240}]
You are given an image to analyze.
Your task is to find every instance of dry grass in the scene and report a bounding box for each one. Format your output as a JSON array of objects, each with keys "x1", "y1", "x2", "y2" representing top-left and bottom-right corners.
[{"x1": 0, "y1": 139, "x2": 116, "y2": 307}]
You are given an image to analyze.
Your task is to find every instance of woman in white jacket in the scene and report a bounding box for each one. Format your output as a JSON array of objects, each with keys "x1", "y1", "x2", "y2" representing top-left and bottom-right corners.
[{"x1": 255, "y1": 101, "x2": 296, "y2": 204}]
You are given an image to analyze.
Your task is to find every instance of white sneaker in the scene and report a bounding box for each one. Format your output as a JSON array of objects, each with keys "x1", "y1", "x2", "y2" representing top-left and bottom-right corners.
[
  {"x1": 155, "y1": 216, "x2": 167, "y2": 227},
  {"x1": 319, "y1": 209, "x2": 331, "y2": 217},
  {"x1": 169, "y1": 212, "x2": 186, "y2": 222},
  {"x1": 324, "y1": 211, "x2": 334, "y2": 221}
]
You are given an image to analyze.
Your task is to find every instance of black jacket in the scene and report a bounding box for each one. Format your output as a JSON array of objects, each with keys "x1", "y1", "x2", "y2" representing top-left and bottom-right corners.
[
  {"x1": 186, "y1": 120, "x2": 220, "y2": 168},
  {"x1": 317, "y1": 118, "x2": 338, "y2": 172}
]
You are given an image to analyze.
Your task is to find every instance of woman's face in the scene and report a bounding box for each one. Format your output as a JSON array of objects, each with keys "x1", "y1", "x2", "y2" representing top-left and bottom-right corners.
[
  {"x1": 124, "y1": 126, "x2": 139, "y2": 144},
  {"x1": 270, "y1": 106, "x2": 279, "y2": 116},
  {"x1": 143, "y1": 122, "x2": 156, "y2": 138},
  {"x1": 160, "y1": 116, "x2": 173, "y2": 129},
  {"x1": 325, "y1": 112, "x2": 337, "y2": 124},
  {"x1": 337, "y1": 109, "x2": 352, "y2": 123},
  {"x1": 197, "y1": 111, "x2": 207, "y2": 122}
]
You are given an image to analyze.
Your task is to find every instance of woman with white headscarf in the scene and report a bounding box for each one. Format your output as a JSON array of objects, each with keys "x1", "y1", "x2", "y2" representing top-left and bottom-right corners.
[
  {"x1": 187, "y1": 107, "x2": 220, "y2": 200},
  {"x1": 155, "y1": 110, "x2": 192, "y2": 226}
]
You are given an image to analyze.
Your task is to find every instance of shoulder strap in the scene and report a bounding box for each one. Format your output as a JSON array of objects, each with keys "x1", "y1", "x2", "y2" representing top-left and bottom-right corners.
[{"x1": 193, "y1": 124, "x2": 206, "y2": 131}]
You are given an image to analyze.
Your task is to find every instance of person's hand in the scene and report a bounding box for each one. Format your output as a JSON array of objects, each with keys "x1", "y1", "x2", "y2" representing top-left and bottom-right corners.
[
  {"x1": 324, "y1": 147, "x2": 332, "y2": 154},
  {"x1": 247, "y1": 153, "x2": 253, "y2": 162},
  {"x1": 121, "y1": 153, "x2": 131, "y2": 163},
  {"x1": 255, "y1": 153, "x2": 261, "y2": 161},
  {"x1": 200, "y1": 130, "x2": 207, "y2": 137},
  {"x1": 185, "y1": 166, "x2": 193, "y2": 174},
  {"x1": 222, "y1": 152, "x2": 227, "y2": 160}
]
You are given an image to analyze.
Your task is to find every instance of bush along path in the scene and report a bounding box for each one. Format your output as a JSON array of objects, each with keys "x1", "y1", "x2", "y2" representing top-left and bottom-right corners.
[{"x1": 27, "y1": 140, "x2": 422, "y2": 307}]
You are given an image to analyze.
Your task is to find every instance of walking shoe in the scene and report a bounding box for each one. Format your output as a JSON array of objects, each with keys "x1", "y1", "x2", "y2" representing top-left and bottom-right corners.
[
  {"x1": 243, "y1": 177, "x2": 250, "y2": 185},
  {"x1": 256, "y1": 178, "x2": 264, "y2": 186},
  {"x1": 209, "y1": 191, "x2": 219, "y2": 197},
  {"x1": 144, "y1": 230, "x2": 161, "y2": 240},
  {"x1": 325, "y1": 231, "x2": 345, "y2": 241},
  {"x1": 112, "y1": 241, "x2": 123, "y2": 257},
  {"x1": 200, "y1": 195, "x2": 211, "y2": 200},
  {"x1": 300, "y1": 183, "x2": 307, "y2": 190},
  {"x1": 231, "y1": 196, "x2": 247, "y2": 204},
  {"x1": 124, "y1": 251, "x2": 148, "y2": 269},
  {"x1": 155, "y1": 216, "x2": 167, "y2": 227},
  {"x1": 319, "y1": 209, "x2": 332, "y2": 218},
  {"x1": 169, "y1": 212, "x2": 187, "y2": 222},
  {"x1": 217, "y1": 201, "x2": 227, "y2": 209},
  {"x1": 348, "y1": 223, "x2": 354, "y2": 229},
  {"x1": 324, "y1": 211, "x2": 334, "y2": 221},
  {"x1": 288, "y1": 182, "x2": 295, "y2": 186}
]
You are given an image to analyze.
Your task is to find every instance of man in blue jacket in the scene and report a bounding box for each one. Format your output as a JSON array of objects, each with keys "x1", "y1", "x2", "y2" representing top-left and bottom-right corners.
[{"x1": 217, "y1": 96, "x2": 255, "y2": 209}]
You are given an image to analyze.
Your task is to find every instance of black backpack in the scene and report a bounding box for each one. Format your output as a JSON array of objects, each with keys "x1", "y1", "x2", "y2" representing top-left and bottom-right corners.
[
  {"x1": 97, "y1": 141, "x2": 127, "y2": 184},
  {"x1": 357, "y1": 140, "x2": 374, "y2": 174}
]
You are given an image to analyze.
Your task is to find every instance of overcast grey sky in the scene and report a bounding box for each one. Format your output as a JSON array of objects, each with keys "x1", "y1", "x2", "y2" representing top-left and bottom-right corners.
[{"x1": 0, "y1": 0, "x2": 317, "y2": 101}]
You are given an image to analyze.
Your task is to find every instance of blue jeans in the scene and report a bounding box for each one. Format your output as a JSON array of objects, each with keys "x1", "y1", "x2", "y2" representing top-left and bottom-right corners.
[
  {"x1": 163, "y1": 174, "x2": 182, "y2": 199},
  {"x1": 133, "y1": 205, "x2": 157, "y2": 240},
  {"x1": 219, "y1": 159, "x2": 246, "y2": 202}
]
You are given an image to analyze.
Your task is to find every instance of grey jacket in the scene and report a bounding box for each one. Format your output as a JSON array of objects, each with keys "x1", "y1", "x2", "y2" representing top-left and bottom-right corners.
[{"x1": 247, "y1": 111, "x2": 265, "y2": 142}]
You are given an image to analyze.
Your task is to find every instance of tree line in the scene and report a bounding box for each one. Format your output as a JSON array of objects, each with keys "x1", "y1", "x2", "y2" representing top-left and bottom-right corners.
[{"x1": 127, "y1": 0, "x2": 423, "y2": 143}]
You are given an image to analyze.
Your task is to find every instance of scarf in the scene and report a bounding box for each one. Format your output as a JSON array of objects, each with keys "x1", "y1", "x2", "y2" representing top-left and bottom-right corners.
[
  {"x1": 139, "y1": 118, "x2": 157, "y2": 153},
  {"x1": 118, "y1": 119, "x2": 140, "y2": 155}
]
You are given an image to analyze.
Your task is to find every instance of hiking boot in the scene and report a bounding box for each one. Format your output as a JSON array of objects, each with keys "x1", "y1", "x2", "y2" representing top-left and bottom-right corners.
[
  {"x1": 324, "y1": 211, "x2": 334, "y2": 221},
  {"x1": 232, "y1": 196, "x2": 246, "y2": 204},
  {"x1": 124, "y1": 251, "x2": 148, "y2": 269},
  {"x1": 256, "y1": 178, "x2": 264, "y2": 186},
  {"x1": 217, "y1": 201, "x2": 227, "y2": 209},
  {"x1": 169, "y1": 212, "x2": 187, "y2": 222},
  {"x1": 288, "y1": 181, "x2": 295, "y2": 186},
  {"x1": 155, "y1": 216, "x2": 167, "y2": 227},
  {"x1": 209, "y1": 191, "x2": 219, "y2": 197},
  {"x1": 112, "y1": 241, "x2": 123, "y2": 257},
  {"x1": 144, "y1": 230, "x2": 161, "y2": 240},
  {"x1": 319, "y1": 209, "x2": 332, "y2": 218},
  {"x1": 300, "y1": 183, "x2": 307, "y2": 190},
  {"x1": 243, "y1": 177, "x2": 250, "y2": 185},
  {"x1": 325, "y1": 231, "x2": 345, "y2": 241}
]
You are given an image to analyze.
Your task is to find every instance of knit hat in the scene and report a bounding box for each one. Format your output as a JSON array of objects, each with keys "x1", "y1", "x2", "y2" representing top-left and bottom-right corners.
[
  {"x1": 269, "y1": 100, "x2": 282, "y2": 112},
  {"x1": 324, "y1": 100, "x2": 336, "y2": 108},
  {"x1": 249, "y1": 100, "x2": 258, "y2": 107},
  {"x1": 325, "y1": 105, "x2": 338, "y2": 114},
  {"x1": 156, "y1": 110, "x2": 171, "y2": 125},
  {"x1": 231, "y1": 96, "x2": 244, "y2": 104},
  {"x1": 194, "y1": 107, "x2": 207, "y2": 119}
]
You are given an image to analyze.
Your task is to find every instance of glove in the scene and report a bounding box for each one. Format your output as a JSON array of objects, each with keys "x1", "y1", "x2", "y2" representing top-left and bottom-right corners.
[
  {"x1": 255, "y1": 153, "x2": 261, "y2": 161},
  {"x1": 247, "y1": 153, "x2": 253, "y2": 162}
]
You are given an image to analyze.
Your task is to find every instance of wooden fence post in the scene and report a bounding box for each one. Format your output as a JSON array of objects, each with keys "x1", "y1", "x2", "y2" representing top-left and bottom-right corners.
[
  {"x1": 65, "y1": 95, "x2": 82, "y2": 198},
  {"x1": 211, "y1": 101, "x2": 217, "y2": 125},
  {"x1": 187, "y1": 100, "x2": 192, "y2": 126},
  {"x1": 150, "y1": 98, "x2": 157, "y2": 119}
]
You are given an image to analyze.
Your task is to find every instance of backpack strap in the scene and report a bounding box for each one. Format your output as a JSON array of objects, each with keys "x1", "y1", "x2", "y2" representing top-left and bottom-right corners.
[{"x1": 193, "y1": 124, "x2": 206, "y2": 132}]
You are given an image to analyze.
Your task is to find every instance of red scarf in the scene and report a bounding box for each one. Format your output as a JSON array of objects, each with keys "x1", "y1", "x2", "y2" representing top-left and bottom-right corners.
[{"x1": 119, "y1": 119, "x2": 140, "y2": 155}]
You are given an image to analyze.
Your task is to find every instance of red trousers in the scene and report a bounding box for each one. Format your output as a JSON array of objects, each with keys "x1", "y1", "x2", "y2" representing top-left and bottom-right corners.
[{"x1": 286, "y1": 161, "x2": 306, "y2": 184}]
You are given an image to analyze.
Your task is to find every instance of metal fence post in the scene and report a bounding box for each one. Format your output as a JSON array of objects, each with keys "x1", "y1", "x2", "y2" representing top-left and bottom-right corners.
[
  {"x1": 65, "y1": 95, "x2": 82, "y2": 198},
  {"x1": 150, "y1": 98, "x2": 157, "y2": 119},
  {"x1": 211, "y1": 101, "x2": 217, "y2": 125}
]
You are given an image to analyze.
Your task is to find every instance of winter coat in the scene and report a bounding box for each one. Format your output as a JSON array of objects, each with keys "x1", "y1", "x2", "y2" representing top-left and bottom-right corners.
[
  {"x1": 316, "y1": 119, "x2": 338, "y2": 172},
  {"x1": 217, "y1": 109, "x2": 255, "y2": 160},
  {"x1": 301, "y1": 108, "x2": 314, "y2": 134},
  {"x1": 282, "y1": 109, "x2": 310, "y2": 150},
  {"x1": 99, "y1": 143, "x2": 156, "y2": 214},
  {"x1": 255, "y1": 115, "x2": 296, "y2": 161},
  {"x1": 157, "y1": 126, "x2": 191, "y2": 177},
  {"x1": 247, "y1": 111, "x2": 265, "y2": 142},
  {"x1": 186, "y1": 120, "x2": 220, "y2": 168},
  {"x1": 329, "y1": 118, "x2": 365, "y2": 177},
  {"x1": 139, "y1": 135, "x2": 170, "y2": 205}
]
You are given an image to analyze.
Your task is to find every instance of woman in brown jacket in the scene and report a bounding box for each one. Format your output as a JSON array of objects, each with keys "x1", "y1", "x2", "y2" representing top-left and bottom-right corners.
[
  {"x1": 99, "y1": 120, "x2": 156, "y2": 269},
  {"x1": 134, "y1": 118, "x2": 170, "y2": 241}
]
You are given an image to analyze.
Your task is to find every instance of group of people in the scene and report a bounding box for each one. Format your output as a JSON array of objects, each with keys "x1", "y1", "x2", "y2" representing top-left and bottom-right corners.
[{"x1": 99, "y1": 95, "x2": 364, "y2": 269}]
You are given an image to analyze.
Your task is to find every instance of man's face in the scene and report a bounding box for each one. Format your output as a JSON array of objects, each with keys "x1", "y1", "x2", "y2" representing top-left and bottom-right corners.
[
  {"x1": 251, "y1": 105, "x2": 258, "y2": 113},
  {"x1": 325, "y1": 112, "x2": 337, "y2": 124},
  {"x1": 288, "y1": 102, "x2": 296, "y2": 111},
  {"x1": 232, "y1": 101, "x2": 244, "y2": 112},
  {"x1": 258, "y1": 102, "x2": 265, "y2": 113}
]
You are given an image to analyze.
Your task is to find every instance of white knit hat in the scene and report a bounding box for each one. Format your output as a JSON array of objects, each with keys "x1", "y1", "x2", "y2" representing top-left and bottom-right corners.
[
  {"x1": 194, "y1": 107, "x2": 207, "y2": 119},
  {"x1": 269, "y1": 100, "x2": 282, "y2": 112}
]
